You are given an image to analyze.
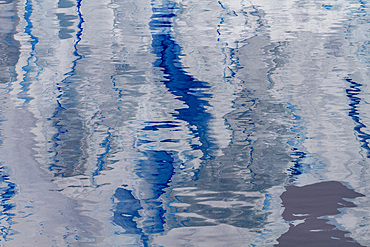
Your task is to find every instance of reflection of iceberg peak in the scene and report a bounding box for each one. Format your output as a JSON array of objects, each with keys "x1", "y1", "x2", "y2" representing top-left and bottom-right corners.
[{"x1": 151, "y1": 31, "x2": 212, "y2": 155}]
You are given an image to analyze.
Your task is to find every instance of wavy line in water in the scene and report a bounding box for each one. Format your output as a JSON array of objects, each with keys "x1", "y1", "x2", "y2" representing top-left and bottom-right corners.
[
  {"x1": 286, "y1": 103, "x2": 306, "y2": 176},
  {"x1": 0, "y1": 164, "x2": 17, "y2": 241},
  {"x1": 19, "y1": 0, "x2": 42, "y2": 103},
  {"x1": 50, "y1": 0, "x2": 89, "y2": 177},
  {"x1": 0, "y1": 0, "x2": 20, "y2": 241},
  {"x1": 345, "y1": 77, "x2": 370, "y2": 158},
  {"x1": 150, "y1": 6, "x2": 212, "y2": 158},
  {"x1": 110, "y1": 0, "x2": 215, "y2": 243}
]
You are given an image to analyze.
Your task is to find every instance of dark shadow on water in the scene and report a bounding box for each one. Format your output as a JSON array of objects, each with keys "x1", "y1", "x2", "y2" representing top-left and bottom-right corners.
[{"x1": 276, "y1": 181, "x2": 365, "y2": 247}]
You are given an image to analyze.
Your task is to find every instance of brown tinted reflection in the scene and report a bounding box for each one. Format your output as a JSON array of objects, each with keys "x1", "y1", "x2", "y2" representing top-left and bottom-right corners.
[{"x1": 276, "y1": 181, "x2": 365, "y2": 247}]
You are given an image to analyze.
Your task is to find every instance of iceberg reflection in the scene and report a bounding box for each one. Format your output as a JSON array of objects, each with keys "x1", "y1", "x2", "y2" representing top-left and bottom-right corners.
[{"x1": 0, "y1": 0, "x2": 368, "y2": 245}]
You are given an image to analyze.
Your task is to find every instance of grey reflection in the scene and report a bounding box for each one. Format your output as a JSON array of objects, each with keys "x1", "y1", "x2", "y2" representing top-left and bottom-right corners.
[
  {"x1": 55, "y1": 0, "x2": 77, "y2": 40},
  {"x1": 0, "y1": 0, "x2": 19, "y2": 83},
  {"x1": 277, "y1": 181, "x2": 365, "y2": 247},
  {"x1": 50, "y1": 0, "x2": 87, "y2": 177},
  {"x1": 0, "y1": 0, "x2": 18, "y2": 241},
  {"x1": 56, "y1": 13, "x2": 77, "y2": 40},
  {"x1": 166, "y1": 23, "x2": 294, "y2": 229},
  {"x1": 58, "y1": 0, "x2": 75, "y2": 9},
  {"x1": 51, "y1": 105, "x2": 89, "y2": 177}
]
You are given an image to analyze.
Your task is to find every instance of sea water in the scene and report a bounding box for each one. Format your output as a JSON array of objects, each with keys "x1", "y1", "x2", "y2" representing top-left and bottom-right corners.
[{"x1": 0, "y1": 0, "x2": 369, "y2": 246}]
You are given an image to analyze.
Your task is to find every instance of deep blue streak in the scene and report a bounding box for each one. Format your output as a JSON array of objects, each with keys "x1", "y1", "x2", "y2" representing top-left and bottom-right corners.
[{"x1": 345, "y1": 77, "x2": 370, "y2": 157}]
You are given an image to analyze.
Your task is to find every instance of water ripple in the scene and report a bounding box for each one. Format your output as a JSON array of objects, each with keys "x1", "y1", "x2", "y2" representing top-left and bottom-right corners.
[{"x1": 0, "y1": 0, "x2": 369, "y2": 245}]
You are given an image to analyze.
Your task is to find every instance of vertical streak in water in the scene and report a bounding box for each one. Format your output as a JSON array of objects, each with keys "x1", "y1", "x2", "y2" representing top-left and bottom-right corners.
[
  {"x1": 0, "y1": 165, "x2": 16, "y2": 241},
  {"x1": 216, "y1": 1, "x2": 225, "y2": 40},
  {"x1": 50, "y1": 0, "x2": 86, "y2": 177},
  {"x1": 286, "y1": 104, "x2": 306, "y2": 177},
  {"x1": 345, "y1": 77, "x2": 370, "y2": 158},
  {"x1": 267, "y1": 44, "x2": 308, "y2": 179},
  {"x1": 91, "y1": 122, "x2": 112, "y2": 185},
  {"x1": 20, "y1": 0, "x2": 41, "y2": 103},
  {"x1": 150, "y1": 1, "x2": 212, "y2": 157},
  {"x1": 54, "y1": 0, "x2": 84, "y2": 94},
  {"x1": 107, "y1": 3, "x2": 151, "y2": 244},
  {"x1": 145, "y1": 0, "x2": 214, "y2": 235},
  {"x1": 148, "y1": 0, "x2": 213, "y2": 225},
  {"x1": 74, "y1": 0, "x2": 83, "y2": 59},
  {"x1": 111, "y1": 0, "x2": 215, "y2": 244},
  {"x1": 72, "y1": 0, "x2": 112, "y2": 183},
  {"x1": 0, "y1": 1, "x2": 20, "y2": 241}
]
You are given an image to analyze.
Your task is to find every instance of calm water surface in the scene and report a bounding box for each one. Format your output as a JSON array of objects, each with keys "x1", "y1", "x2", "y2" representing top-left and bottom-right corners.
[{"x1": 0, "y1": 0, "x2": 369, "y2": 246}]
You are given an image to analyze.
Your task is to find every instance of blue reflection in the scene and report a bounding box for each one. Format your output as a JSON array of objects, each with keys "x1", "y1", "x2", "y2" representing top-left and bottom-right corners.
[
  {"x1": 286, "y1": 104, "x2": 306, "y2": 176},
  {"x1": 50, "y1": 0, "x2": 112, "y2": 179},
  {"x1": 0, "y1": 0, "x2": 19, "y2": 241},
  {"x1": 20, "y1": 0, "x2": 42, "y2": 103},
  {"x1": 135, "y1": 151, "x2": 174, "y2": 202},
  {"x1": 112, "y1": 150, "x2": 175, "y2": 245},
  {"x1": 345, "y1": 77, "x2": 370, "y2": 157},
  {"x1": 112, "y1": 0, "x2": 213, "y2": 241},
  {"x1": 0, "y1": 165, "x2": 16, "y2": 241},
  {"x1": 50, "y1": 0, "x2": 87, "y2": 177},
  {"x1": 151, "y1": 32, "x2": 212, "y2": 153},
  {"x1": 150, "y1": 2, "x2": 212, "y2": 155},
  {"x1": 92, "y1": 126, "x2": 112, "y2": 183},
  {"x1": 113, "y1": 188, "x2": 143, "y2": 235}
]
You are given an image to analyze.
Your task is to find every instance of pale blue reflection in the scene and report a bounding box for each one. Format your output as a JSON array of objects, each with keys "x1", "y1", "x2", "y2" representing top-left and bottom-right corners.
[
  {"x1": 110, "y1": 0, "x2": 213, "y2": 244},
  {"x1": 50, "y1": 0, "x2": 86, "y2": 177},
  {"x1": 0, "y1": 0, "x2": 368, "y2": 246},
  {"x1": 0, "y1": 0, "x2": 20, "y2": 242}
]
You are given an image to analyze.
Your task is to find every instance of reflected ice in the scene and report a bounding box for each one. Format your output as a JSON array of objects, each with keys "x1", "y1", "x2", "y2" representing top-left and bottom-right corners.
[{"x1": 0, "y1": 0, "x2": 368, "y2": 246}]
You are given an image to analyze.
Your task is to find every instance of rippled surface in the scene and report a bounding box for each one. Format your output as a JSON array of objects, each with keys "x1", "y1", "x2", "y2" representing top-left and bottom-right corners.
[{"x1": 0, "y1": 0, "x2": 369, "y2": 246}]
